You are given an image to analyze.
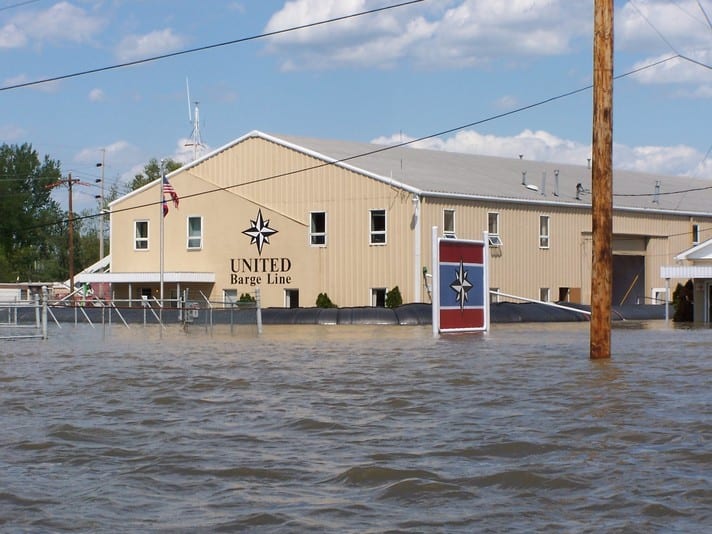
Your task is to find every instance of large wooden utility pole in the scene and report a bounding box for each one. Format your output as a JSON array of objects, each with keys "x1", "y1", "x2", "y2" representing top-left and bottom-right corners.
[{"x1": 590, "y1": 0, "x2": 614, "y2": 359}]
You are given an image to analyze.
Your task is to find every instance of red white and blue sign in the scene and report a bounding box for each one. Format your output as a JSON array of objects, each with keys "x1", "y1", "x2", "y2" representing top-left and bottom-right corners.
[{"x1": 433, "y1": 233, "x2": 489, "y2": 333}]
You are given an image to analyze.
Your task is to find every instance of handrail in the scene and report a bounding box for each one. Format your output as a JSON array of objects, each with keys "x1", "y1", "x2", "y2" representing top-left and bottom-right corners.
[{"x1": 491, "y1": 290, "x2": 592, "y2": 316}]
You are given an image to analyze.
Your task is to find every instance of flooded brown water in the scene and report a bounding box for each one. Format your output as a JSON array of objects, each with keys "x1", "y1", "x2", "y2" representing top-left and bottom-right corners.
[{"x1": 1, "y1": 322, "x2": 710, "y2": 532}]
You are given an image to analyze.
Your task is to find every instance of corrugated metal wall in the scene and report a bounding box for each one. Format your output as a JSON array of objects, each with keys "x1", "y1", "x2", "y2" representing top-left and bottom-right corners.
[
  {"x1": 188, "y1": 137, "x2": 418, "y2": 307},
  {"x1": 110, "y1": 135, "x2": 712, "y2": 308}
]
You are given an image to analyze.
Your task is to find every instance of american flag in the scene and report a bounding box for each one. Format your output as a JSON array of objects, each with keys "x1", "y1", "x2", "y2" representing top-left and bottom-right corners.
[{"x1": 162, "y1": 176, "x2": 179, "y2": 216}]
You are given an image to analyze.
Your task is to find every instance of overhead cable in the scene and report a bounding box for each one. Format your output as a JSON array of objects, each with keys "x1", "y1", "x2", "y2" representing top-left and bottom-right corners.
[{"x1": 0, "y1": 0, "x2": 424, "y2": 92}]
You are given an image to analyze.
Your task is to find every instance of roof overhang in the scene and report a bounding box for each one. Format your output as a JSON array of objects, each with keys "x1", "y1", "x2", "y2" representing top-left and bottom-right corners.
[
  {"x1": 660, "y1": 265, "x2": 712, "y2": 279},
  {"x1": 673, "y1": 237, "x2": 712, "y2": 261},
  {"x1": 74, "y1": 272, "x2": 215, "y2": 284}
]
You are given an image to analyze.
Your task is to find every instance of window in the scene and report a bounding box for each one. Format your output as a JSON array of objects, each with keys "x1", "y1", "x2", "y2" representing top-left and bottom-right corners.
[
  {"x1": 539, "y1": 215, "x2": 550, "y2": 249},
  {"x1": 310, "y1": 211, "x2": 327, "y2": 246},
  {"x1": 488, "y1": 212, "x2": 499, "y2": 235},
  {"x1": 134, "y1": 220, "x2": 149, "y2": 250},
  {"x1": 692, "y1": 224, "x2": 700, "y2": 244},
  {"x1": 443, "y1": 209, "x2": 456, "y2": 237},
  {"x1": 370, "y1": 209, "x2": 386, "y2": 245},
  {"x1": 223, "y1": 289, "x2": 238, "y2": 305},
  {"x1": 651, "y1": 288, "x2": 668, "y2": 304},
  {"x1": 488, "y1": 235, "x2": 503, "y2": 247},
  {"x1": 488, "y1": 212, "x2": 502, "y2": 246},
  {"x1": 540, "y1": 287, "x2": 550, "y2": 302},
  {"x1": 187, "y1": 216, "x2": 203, "y2": 249},
  {"x1": 371, "y1": 288, "x2": 386, "y2": 307}
]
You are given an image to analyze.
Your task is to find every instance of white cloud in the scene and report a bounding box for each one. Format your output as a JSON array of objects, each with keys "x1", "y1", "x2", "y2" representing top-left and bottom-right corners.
[
  {"x1": 0, "y1": 23, "x2": 27, "y2": 49},
  {"x1": 262, "y1": 0, "x2": 711, "y2": 100},
  {"x1": 0, "y1": 1, "x2": 104, "y2": 48},
  {"x1": 74, "y1": 140, "x2": 145, "y2": 191},
  {"x1": 0, "y1": 123, "x2": 26, "y2": 141},
  {"x1": 227, "y1": 2, "x2": 246, "y2": 14},
  {"x1": 264, "y1": 0, "x2": 591, "y2": 70},
  {"x1": 372, "y1": 128, "x2": 708, "y2": 177},
  {"x1": 3, "y1": 73, "x2": 60, "y2": 92},
  {"x1": 173, "y1": 138, "x2": 212, "y2": 164},
  {"x1": 75, "y1": 140, "x2": 136, "y2": 165},
  {"x1": 614, "y1": 143, "x2": 706, "y2": 177},
  {"x1": 628, "y1": 50, "x2": 712, "y2": 87},
  {"x1": 88, "y1": 88, "x2": 105, "y2": 102},
  {"x1": 617, "y1": 0, "x2": 712, "y2": 92},
  {"x1": 115, "y1": 28, "x2": 186, "y2": 62},
  {"x1": 617, "y1": 0, "x2": 712, "y2": 54},
  {"x1": 495, "y1": 95, "x2": 519, "y2": 109}
]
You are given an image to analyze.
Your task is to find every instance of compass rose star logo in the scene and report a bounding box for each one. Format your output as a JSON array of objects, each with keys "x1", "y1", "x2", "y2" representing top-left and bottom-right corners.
[
  {"x1": 242, "y1": 209, "x2": 278, "y2": 255},
  {"x1": 449, "y1": 259, "x2": 473, "y2": 309}
]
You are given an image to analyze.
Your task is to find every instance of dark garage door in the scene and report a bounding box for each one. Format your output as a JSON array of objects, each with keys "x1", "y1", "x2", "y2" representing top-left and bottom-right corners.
[{"x1": 613, "y1": 255, "x2": 645, "y2": 305}]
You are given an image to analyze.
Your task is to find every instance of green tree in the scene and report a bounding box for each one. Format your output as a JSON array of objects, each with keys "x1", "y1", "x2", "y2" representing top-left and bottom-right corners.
[
  {"x1": 127, "y1": 157, "x2": 181, "y2": 192},
  {"x1": 672, "y1": 280, "x2": 694, "y2": 322},
  {"x1": 316, "y1": 292, "x2": 337, "y2": 308},
  {"x1": 0, "y1": 143, "x2": 66, "y2": 282},
  {"x1": 386, "y1": 286, "x2": 403, "y2": 308}
]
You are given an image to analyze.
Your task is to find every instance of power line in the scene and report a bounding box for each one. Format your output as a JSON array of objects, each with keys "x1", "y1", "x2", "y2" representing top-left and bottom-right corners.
[
  {"x1": 0, "y1": 0, "x2": 424, "y2": 92},
  {"x1": 696, "y1": 0, "x2": 712, "y2": 31},
  {"x1": 677, "y1": 54, "x2": 712, "y2": 69},
  {"x1": 613, "y1": 183, "x2": 712, "y2": 197},
  {"x1": 629, "y1": 0, "x2": 712, "y2": 69},
  {"x1": 0, "y1": 0, "x2": 43, "y2": 12},
  {"x1": 629, "y1": 0, "x2": 681, "y2": 55},
  {"x1": 22, "y1": 54, "x2": 686, "y2": 232}
]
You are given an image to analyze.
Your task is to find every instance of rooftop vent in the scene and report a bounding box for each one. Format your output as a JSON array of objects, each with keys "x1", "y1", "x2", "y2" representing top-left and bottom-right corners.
[
  {"x1": 521, "y1": 171, "x2": 538, "y2": 192},
  {"x1": 553, "y1": 169, "x2": 560, "y2": 196},
  {"x1": 575, "y1": 183, "x2": 590, "y2": 200}
]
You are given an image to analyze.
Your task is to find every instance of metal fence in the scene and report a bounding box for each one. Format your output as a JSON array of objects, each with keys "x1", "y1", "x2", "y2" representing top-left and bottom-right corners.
[{"x1": 1, "y1": 287, "x2": 263, "y2": 340}]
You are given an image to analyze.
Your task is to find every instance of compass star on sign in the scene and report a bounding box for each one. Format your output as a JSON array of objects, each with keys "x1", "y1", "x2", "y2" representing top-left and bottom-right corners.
[
  {"x1": 449, "y1": 259, "x2": 473, "y2": 309},
  {"x1": 242, "y1": 209, "x2": 278, "y2": 255}
]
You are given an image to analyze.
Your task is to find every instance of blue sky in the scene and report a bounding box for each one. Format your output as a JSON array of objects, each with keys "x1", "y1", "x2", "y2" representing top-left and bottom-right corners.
[{"x1": 1, "y1": 0, "x2": 711, "y2": 212}]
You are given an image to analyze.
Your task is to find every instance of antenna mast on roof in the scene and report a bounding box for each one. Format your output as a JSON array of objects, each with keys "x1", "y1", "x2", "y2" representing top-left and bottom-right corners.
[{"x1": 185, "y1": 78, "x2": 205, "y2": 161}]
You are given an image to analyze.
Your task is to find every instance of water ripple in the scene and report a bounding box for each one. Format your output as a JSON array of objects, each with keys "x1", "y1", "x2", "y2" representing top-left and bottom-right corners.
[{"x1": 0, "y1": 322, "x2": 709, "y2": 532}]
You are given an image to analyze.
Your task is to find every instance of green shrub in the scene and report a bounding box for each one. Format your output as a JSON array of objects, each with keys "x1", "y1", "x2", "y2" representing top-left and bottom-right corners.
[
  {"x1": 316, "y1": 292, "x2": 337, "y2": 308},
  {"x1": 672, "y1": 280, "x2": 693, "y2": 322},
  {"x1": 238, "y1": 292, "x2": 256, "y2": 303},
  {"x1": 386, "y1": 286, "x2": 403, "y2": 308}
]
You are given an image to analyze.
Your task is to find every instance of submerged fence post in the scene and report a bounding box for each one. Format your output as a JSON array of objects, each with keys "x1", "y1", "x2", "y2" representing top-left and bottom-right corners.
[
  {"x1": 255, "y1": 287, "x2": 263, "y2": 335},
  {"x1": 34, "y1": 292, "x2": 40, "y2": 327},
  {"x1": 42, "y1": 286, "x2": 48, "y2": 340}
]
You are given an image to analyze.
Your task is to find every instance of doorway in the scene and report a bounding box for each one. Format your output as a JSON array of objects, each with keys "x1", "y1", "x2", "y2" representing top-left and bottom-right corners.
[
  {"x1": 613, "y1": 255, "x2": 644, "y2": 305},
  {"x1": 285, "y1": 289, "x2": 299, "y2": 309}
]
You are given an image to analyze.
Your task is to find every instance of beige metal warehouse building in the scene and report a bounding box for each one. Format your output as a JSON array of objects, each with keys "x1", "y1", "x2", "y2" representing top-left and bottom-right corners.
[{"x1": 77, "y1": 130, "x2": 712, "y2": 311}]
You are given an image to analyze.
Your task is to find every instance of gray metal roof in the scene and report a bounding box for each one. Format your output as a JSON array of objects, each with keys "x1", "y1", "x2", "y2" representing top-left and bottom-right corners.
[{"x1": 267, "y1": 132, "x2": 712, "y2": 217}]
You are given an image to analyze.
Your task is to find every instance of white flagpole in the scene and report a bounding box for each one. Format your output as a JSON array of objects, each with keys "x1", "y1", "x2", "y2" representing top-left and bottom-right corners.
[{"x1": 160, "y1": 160, "x2": 165, "y2": 311}]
